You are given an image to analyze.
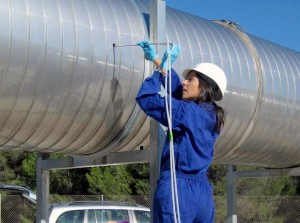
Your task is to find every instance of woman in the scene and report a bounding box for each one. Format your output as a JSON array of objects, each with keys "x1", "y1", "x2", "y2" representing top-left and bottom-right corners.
[{"x1": 136, "y1": 40, "x2": 227, "y2": 223}]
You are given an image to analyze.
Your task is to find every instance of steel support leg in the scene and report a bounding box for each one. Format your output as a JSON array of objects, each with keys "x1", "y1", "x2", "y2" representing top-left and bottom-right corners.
[
  {"x1": 150, "y1": 1, "x2": 166, "y2": 223},
  {"x1": 149, "y1": 120, "x2": 165, "y2": 223},
  {"x1": 36, "y1": 153, "x2": 50, "y2": 223},
  {"x1": 227, "y1": 164, "x2": 237, "y2": 223}
]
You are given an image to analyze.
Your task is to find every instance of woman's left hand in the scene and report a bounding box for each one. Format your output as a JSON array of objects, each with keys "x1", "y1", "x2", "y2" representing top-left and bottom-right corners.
[{"x1": 160, "y1": 44, "x2": 180, "y2": 70}]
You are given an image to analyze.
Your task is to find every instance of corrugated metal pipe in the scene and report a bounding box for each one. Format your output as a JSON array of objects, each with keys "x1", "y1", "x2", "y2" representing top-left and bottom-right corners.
[{"x1": 0, "y1": 0, "x2": 299, "y2": 168}]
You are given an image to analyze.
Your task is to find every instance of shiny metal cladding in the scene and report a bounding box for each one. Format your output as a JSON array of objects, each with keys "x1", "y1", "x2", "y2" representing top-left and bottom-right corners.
[{"x1": 0, "y1": 0, "x2": 299, "y2": 168}]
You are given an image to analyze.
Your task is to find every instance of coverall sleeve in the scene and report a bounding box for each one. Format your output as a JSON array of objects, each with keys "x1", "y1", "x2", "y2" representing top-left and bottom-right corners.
[
  {"x1": 136, "y1": 69, "x2": 183, "y2": 127},
  {"x1": 160, "y1": 69, "x2": 183, "y2": 99}
]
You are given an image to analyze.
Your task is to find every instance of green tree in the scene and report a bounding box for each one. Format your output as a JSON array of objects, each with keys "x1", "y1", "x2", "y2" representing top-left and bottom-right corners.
[
  {"x1": 51, "y1": 168, "x2": 90, "y2": 195},
  {"x1": 86, "y1": 165, "x2": 133, "y2": 195},
  {"x1": 19, "y1": 152, "x2": 36, "y2": 189},
  {"x1": 237, "y1": 175, "x2": 298, "y2": 196},
  {"x1": 296, "y1": 176, "x2": 300, "y2": 195},
  {"x1": 48, "y1": 153, "x2": 90, "y2": 195},
  {"x1": 208, "y1": 164, "x2": 227, "y2": 195},
  {"x1": 19, "y1": 152, "x2": 90, "y2": 194},
  {"x1": 0, "y1": 153, "x2": 17, "y2": 183},
  {"x1": 127, "y1": 163, "x2": 150, "y2": 195},
  {"x1": 1, "y1": 148, "x2": 298, "y2": 199}
]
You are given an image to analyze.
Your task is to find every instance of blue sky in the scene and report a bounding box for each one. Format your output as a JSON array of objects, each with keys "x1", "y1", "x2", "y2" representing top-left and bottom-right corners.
[{"x1": 165, "y1": 0, "x2": 300, "y2": 52}]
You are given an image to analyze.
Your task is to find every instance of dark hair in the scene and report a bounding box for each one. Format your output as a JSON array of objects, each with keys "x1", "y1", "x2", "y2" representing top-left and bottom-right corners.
[{"x1": 196, "y1": 73, "x2": 226, "y2": 133}]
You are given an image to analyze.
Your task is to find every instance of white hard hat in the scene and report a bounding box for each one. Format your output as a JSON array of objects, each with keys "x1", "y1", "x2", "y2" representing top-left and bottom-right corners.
[{"x1": 182, "y1": 63, "x2": 227, "y2": 101}]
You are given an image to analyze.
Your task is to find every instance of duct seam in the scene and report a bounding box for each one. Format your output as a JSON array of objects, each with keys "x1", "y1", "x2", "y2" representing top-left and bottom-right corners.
[{"x1": 213, "y1": 20, "x2": 264, "y2": 156}]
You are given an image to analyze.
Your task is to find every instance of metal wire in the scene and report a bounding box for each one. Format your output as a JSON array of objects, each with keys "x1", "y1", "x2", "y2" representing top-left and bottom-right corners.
[{"x1": 113, "y1": 42, "x2": 172, "y2": 47}]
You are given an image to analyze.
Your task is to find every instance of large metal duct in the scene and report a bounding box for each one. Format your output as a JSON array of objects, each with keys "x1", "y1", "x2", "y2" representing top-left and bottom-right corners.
[{"x1": 0, "y1": 0, "x2": 299, "y2": 168}]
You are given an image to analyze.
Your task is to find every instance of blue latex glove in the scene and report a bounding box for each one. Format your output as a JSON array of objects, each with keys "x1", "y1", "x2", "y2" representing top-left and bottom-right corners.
[
  {"x1": 160, "y1": 44, "x2": 180, "y2": 70},
  {"x1": 137, "y1": 40, "x2": 158, "y2": 61}
]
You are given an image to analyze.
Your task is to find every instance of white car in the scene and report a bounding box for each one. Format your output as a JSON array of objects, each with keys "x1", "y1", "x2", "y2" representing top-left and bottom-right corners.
[
  {"x1": 0, "y1": 185, "x2": 149, "y2": 223},
  {"x1": 49, "y1": 201, "x2": 150, "y2": 223}
]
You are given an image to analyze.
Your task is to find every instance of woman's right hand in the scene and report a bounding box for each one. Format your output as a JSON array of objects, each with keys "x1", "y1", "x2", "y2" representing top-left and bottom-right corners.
[{"x1": 137, "y1": 40, "x2": 158, "y2": 61}]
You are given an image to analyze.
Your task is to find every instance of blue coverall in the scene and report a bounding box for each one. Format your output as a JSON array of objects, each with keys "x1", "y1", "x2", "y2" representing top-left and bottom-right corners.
[{"x1": 136, "y1": 69, "x2": 219, "y2": 223}]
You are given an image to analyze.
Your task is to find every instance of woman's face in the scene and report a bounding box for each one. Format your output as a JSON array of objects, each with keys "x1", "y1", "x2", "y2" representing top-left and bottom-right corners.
[{"x1": 182, "y1": 71, "x2": 201, "y2": 101}]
